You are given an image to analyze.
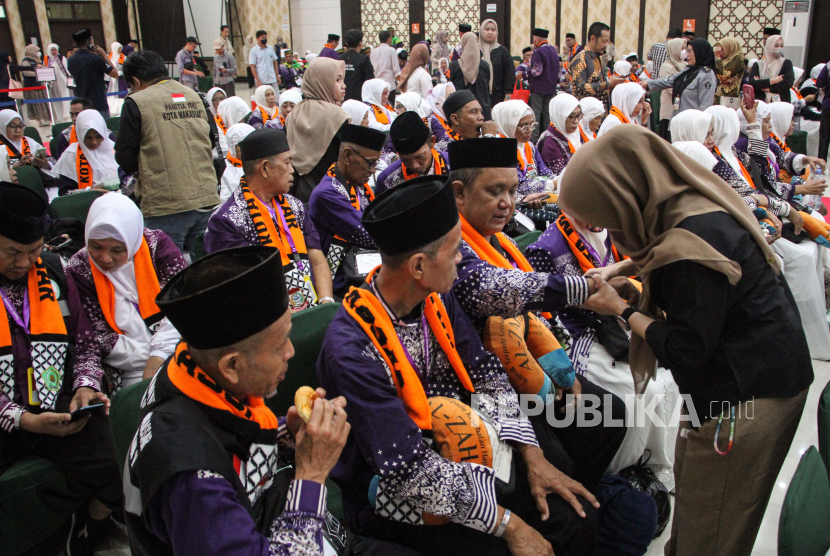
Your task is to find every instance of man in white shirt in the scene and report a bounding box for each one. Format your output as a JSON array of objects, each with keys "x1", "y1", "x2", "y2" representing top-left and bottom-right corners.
[
  {"x1": 219, "y1": 24, "x2": 234, "y2": 55},
  {"x1": 248, "y1": 30, "x2": 280, "y2": 89},
  {"x1": 370, "y1": 30, "x2": 399, "y2": 91}
]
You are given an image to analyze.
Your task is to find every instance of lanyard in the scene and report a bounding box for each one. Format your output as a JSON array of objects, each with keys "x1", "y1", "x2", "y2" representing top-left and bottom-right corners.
[
  {"x1": 0, "y1": 286, "x2": 29, "y2": 333},
  {"x1": 574, "y1": 230, "x2": 612, "y2": 267},
  {"x1": 266, "y1": 200, "x2": 304, "y2": 272}
]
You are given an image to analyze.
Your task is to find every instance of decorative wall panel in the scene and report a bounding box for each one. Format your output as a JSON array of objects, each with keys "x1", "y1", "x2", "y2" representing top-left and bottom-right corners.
[
  {"x1": 100, "y1": 0, "x2": 117, "y2": 49},
  {"x1": 642, "y1": 0, "x2": 670, "y2": 63},
  {"x1": 708, "y1": 0, "x2": 783, "y2": 60},
  {"x1": 559, "y1": 0, "x2": 583, "y2": 45},
  {"x1": 534, "y1": 0, "x2": 557, "y2": 49},
  {"x1": 363, "y1": 0, "x2": 409, "y2": 47},
  {"x1": 510, "y1": 0, "x2": 531, "y2": 55},
  {"x1": 614, "y1": 0, "x2": 640, "y2": 58},
  {"x1": 587, "y1": 0, "x2": 611, "y2": 44},
  {"x1": 424, "y1": 0, "x2": 480, "y2": 48}
]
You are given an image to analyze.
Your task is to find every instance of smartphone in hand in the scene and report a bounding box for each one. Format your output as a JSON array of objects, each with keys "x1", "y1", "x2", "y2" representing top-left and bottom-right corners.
[
  {"x1": 69, "y1": 403, "x2": 105, "y2": 422},
  {"x1": 741, "y1": 84, "x2": 755, "y2": 110}
]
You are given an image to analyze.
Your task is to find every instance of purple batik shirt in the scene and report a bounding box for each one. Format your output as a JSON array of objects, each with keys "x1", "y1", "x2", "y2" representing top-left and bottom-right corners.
[
  {"x1": 317, "y1": 282, "x2": 537, "y2": 533},
  {"x1": 374, "y1": 150, "x2": 449, "y2": 195},
  {"x1": 318, "y1": 47, "x2": 340, "y2": 60},
  {"x1": 147, "y1": 470, "x2": 328, "y2": 556},
  {"x1": 452, "y1": 236, "x2": 590, "y2": 332},
  {"x1": 0, "y1": 266, "x2": 98, "y2": 432},
  {"x1": 529, "y1": 43, "x2": 560, "y2": 96}
]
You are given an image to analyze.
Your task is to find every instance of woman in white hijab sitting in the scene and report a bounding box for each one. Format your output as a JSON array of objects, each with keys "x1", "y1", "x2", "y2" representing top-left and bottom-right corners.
[
  {"x1": 52, "y1": 110, "x2": 120, "y2": 196},
  {"x1": 249, "y1": 84, "x2": 282, "y2": 130},
  {"x1": 597, "y1": 82, "x2": 651, "y2": 136},
  {"x1": 394, "y1": 92, "x2": 423, "y2": 115},
  {"x1": 492, "y1": 99, "x2": 553, "y2": 202},
  {"x1": 0, "y1": 109, "x2": 54, "y2": 180},
  {"x1": 217, "y1": 96, "x2": 252, "y2": 131},
  {"x1": 425, "y1": 82, "x2": 456, "y2": 150},
  {"x1": 612, "y1": 60, "x2": 632, "y2": 81},
  {"x1": 361, "y1": 78, "x2": 396, "y2": 131},
  {"x1": 279, "y1": 89, "x2": 303, "y2": 123},
  {"x1": 341, "y1": 100, "x2": 371, "y2": 126},
  {"x1": 578, "y1": 97, "x2": 605, "y2": 142},
  {"x1": 66, "y1": 193, "x2": 186, "y2": 392},
  {"x1": 206, "y1": 87, "x2": 230, "y2": 158},
  {"x1": 219, "y1": 123, "x2": 255, "y2": 201},
  {"x1": 537, "y1": 93, "x2": 585, "y2": 175}
]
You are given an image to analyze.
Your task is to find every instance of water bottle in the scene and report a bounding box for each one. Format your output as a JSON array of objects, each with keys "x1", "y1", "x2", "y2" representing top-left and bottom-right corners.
[{"x1": 804, "y1": 167, "x2": 824, "y2": 211}]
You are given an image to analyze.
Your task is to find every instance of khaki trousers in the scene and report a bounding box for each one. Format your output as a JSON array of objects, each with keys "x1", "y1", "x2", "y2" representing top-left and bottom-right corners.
[{"x1": 666, "y1": 389, "x2": 809, "y2": 556}]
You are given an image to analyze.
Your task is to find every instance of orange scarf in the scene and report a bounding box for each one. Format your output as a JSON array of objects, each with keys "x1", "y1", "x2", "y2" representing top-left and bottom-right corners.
[
  {"x1": 167, "y1": 342, "x2": 279, "y2": 429},
  {"x1": 435, "y1": 114, "x2": 461, "y2": 141},
  {"x1": 517, "y1": 141, "x2": 536, "y2": 171},
  {"x1": 327, "y1": 164, "x2": 374, "y2": 211},
  {"x1": 459, "y1": 214, "x2": 552, "y2": 320},
  {"x1": 628, "y1": 72, "x2": 640, "y2": 83},
  {"x1": 69, "y1": 125, "x2": 77, "y2": 144},
  {"x1": 227, "y1": 153, "x2": 242, "y2": 167},
  {"x1": 240, "y1": 179, "x2": 308, "y2": 266},
  {"x1": 215, "y1": 114, "x2": 227, "y2": 135},
  {"x1": 279, "y1": 114, "x2": 286, "y2": 128},
  {"x1": 0, "y1": 259, "x2": 67, "y2": 346},
  {"x1": 792, "y1": 88, "x2": 803, "y2": 101},
  {"x1": 770, "y1": 132, "x2": 791, "y2": 153},
  {"x1": 402, "y1": 149, "x2": 448, "y2": 181},
  {"x1": 555, "y1": 214, "x2": 622, "y2": 274},
  {"x1": 258, "y1": 106, "x2": 274, "y2": 124},
  {"x1": 112, "y1": 52, "x2": 125, "y2": 65},
  {"x1": 714, "y1": 146, "x2": 755, "y2": 189},
  {"x1": 6, "y1": 137, "x2": 31, "y2": 160},
  {"x1": 370, "y1": 104, "x2": 389, "y2": 125},
  {"x1": 550, "y1": 126, "x2": 575, "y2": 154},
  {"x1": 578, "y1": 126, "x2": 593, "y2": 143},
  {"x1": 342, "y1": 269, "x2": 473, "y2": 430},
  {"x1": 90, "y1": 237, "x2": 162, "y2": 335},
  {"x1": 75, "y1": 149, "x2": 93, "y2": 189},
  {"x1": 609, "y1": 106, "x2": 631, "y2": 124}
]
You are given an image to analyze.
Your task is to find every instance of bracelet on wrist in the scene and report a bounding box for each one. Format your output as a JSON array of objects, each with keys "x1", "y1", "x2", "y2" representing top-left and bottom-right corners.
[
  {"x1": 319, "y1": 296, "x2": 335, "y2": 304},
  {"x1": 494, "y1": 509, "x2": 511, "y2": 537}
]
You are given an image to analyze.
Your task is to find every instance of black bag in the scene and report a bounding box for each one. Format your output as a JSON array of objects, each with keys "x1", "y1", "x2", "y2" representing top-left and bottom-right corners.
[
  {"x1": 618, "y1": 450, "x2": 672, "y2": 539},
  {"x1": 564, "y1": 308, "x2": 630, "y2": 362}
]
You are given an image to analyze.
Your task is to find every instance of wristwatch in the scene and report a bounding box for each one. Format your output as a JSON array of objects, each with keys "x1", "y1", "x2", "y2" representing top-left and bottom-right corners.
[{"x1": 616, "y1": 307, "x2": 639, "y2": 332}]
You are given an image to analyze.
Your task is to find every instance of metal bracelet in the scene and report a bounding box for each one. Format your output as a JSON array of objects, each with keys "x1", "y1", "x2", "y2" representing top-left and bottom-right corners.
[{"x1": 494, "y1": 509, "x2": 511, "y2": 538}]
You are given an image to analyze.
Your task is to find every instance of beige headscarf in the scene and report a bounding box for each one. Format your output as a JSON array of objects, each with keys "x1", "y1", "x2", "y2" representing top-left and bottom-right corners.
[
  {"x1": 479, "y1": 19, "x2": 500, "y2": 93},
  {"x1": 717, "y1": 36, "x2": 742, "y2": 66},
  {"x1": 399, "y1": 43, "x2": 430, "y2": 93},
  {"x1": 458, "y1": 32, "x2": 481, "y2": 85},
  {"x1": 759, "y1": 35, "x2": 785, "y2": 81},
  {"x1": 558, "y1": 125, "x2": 778, "y2": 391},
  {"x1": 661, "y1": 38, "x2": 687, "y2": 77},
  {"x1": 286, "y1": 57, "x2": 349, "y2": 175}
]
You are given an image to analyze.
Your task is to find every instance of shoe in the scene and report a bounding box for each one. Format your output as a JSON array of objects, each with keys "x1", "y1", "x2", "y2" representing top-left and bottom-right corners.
[{"x1": 66, "y1": 511, "x2": 108, "y2": 556}]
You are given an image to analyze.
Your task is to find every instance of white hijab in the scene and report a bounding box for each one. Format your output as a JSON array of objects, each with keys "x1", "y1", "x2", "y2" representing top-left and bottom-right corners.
[
  {"x1": 769, "y1": 101, "x2": 794, "y2": 141},
  {"x1": 738, "y1": 99, "x2": 771, "y2": 136},
  {"x1": 218, "y1": 97, "x2": 251, "y2": 128},
  {"x1": 613, "y1": 60, "x2": 632, "y2": 77},
  {"x1": 53, "y1": 110, "x2": 119, "y2": 183},
  {"x1": 566, "y1": 212, "x2": 610, "y2": 264},
  {"x1": 395, "y1": 92, "x2": 422, "y2": 113},
  {"x1": 0, "y1": 110, "x2": 41, "y2": 152},
  {"x1": 705, "y1": 105, "x2": 747, "y2": 186},
  {"x1": 224, "y1": 123, "x2": 255, "y2": 161},
  {"x1": 110, "y1": 42, "x2": 123, "y2": 65},
  {"x1": 85, "y1": 193, "x2": 150, "y2": 341},
  {"x1": 672, "y1": 141, "x2": 718, "y2": 170},
  {"x1": 669, "y1": 109, "x2": 712, "y2": 144},
  {"x1": 341, "y1": 100, "x2": 370, "y2": 125},
  {"x1": 792, "y1": 67, "x2": 804, "y2": 87},
  {"x1": 427, "y1": 82, "x2": 456, "y2": 120},
  {"x1": 206, "y1": 87, "x2": 226, "y2": 117},
  {"x1": 548, "y1": 93, "x2": 582, "y2": 150},
  {"x1": 279, "y1": 88, "x2": 303, "y2": 111},
  {"x1": 255, "y1": 84, "x2": 278, "y2": 118},
  {"x1": 362, "y1": 78, "x2": 389, "y2": 108},
  {"x1": 597, "y1": 82, "x2": 646, "y2": 138},
  {"x1": 802, "y1": 63, "x2": 825, "y2": 90},
  {"x1": 578, "y1": 97, "x2": 605, "y2": 140},
  {"x1": 492, "y1": 99, "x2": 533, "y2": 140}
]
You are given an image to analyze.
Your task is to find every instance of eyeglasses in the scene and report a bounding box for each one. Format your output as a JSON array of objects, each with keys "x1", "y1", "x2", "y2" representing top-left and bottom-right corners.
[
  {"x1": 6, "y1": 124, "x2": 24, "y2": 131},
  {"x1": 518, "y1": 122, "x2": 539, "y2": 132},
  {"x1": 351, "y1": 149, "x2": 379, "y2": 170},
  {"x1": 567, "y1": 112, "x2": 584, "y2": 122}
]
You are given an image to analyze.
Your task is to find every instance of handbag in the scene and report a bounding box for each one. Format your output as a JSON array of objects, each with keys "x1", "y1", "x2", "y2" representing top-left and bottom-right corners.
[
  {"x1": 512, "y1": 76, "x2": 530, "y2": 104},
  {"x1": 564, "y1": 307, "x2": 630, "y2": 362},
  {"x1": 7, "y1": 67, "x2": 23, "y2": 99},
  {"x1": 618, "y1": 450, "x2": 672, "y2": 539}
]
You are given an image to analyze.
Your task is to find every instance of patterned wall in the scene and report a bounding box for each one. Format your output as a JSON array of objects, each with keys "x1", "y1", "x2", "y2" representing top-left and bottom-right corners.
[
  {"x1": 587, "y1": 0, "x2": 611, "y2": 43},
  {"x1": 510, "y1": 0, "x2": 531, "y2": 55},
  {"x1": 534, "y1": 0, "x2": 556, "y2": 50},
  {"x1": 363, "y1": 0, "x2": 409, "y2": 48},
  {"x1": 424, "y1": 0, "x2": 480, "y2": 50},
  {"x1": 559, "y1": 0, "x2": 583, "y2": 47},
  {"x1": 232, "y1": 0, "x2": 291, "y2": 71},
  {"x1": 642, "y1": 0, "x2": 670, "y2": 64},
  {"x1": 708, "y1": 0, "x2": 783, "y2": 60},
  {"x1": 614, "y1": 0, "x2": 640, "y2": 59}
]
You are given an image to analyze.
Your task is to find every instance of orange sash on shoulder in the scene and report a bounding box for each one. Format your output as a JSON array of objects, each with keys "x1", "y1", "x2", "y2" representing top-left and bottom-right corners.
[
  {"x1": 342, "y1": 269, "x2": 474, "y2": 430},
  {"x1": 435, "y1": 114, "x2": 461, "y2": 141},
  {"x1": 555, "y1": 213, "x2": 622, "y2": 274},
  {"x1": 370, "y1": 104, "x2": 389, "y2": 125},
  {"x1": 69, "y1": 125, "x2": 77, "y2": 144},
  {"x1": 0, "y1": 259, "x2": 67, "y2": 347},
  {"x1": 402, "y1": 149, "x2": 448, "y2": 181},
  {"x1": 6, "y1": 137, "x2": 31, "y2": 160},
  {"x1": 75, "y1": 149, "x2": 93, "y2": 189},
  {"x1": 258, "y1": 106, "x2": 274, "y2": 124},
  {"x1": 215, "y1": 114, "x2": 228, "y2": 135},
  {"x1": 240, "y1": 179, "x2": 308, "y2": 266},
  {"x1": 609, "y1": 107, "x2": 630, "y2": 124},
  {"x1": 714, "y1": 146, "x2": 755, "y2": 189},
  {"x1": 90, "y1": 236, "x2": 162, "y2": 335}
]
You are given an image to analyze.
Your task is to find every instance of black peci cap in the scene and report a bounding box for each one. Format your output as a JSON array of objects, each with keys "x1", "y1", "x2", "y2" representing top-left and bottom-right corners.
[
  {"x1": 338, "y1": 124, "x2": 387, "y2": 152},
  {"x1": 447, "y1": 137, "x2": 518, "y2": 170},
  {"x1": 390, "y1": 112, "x2": 432, "y2": 155},
  {"x1": 0, "y1": 182, "x2": 47, "y2": 244},
  {"x1": 239, "y1": 128, "x2": 290, "y2": 161}
]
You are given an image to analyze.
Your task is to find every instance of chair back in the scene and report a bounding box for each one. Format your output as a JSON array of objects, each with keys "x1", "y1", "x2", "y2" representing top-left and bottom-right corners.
[
  {"x1": 819, "y1": 380, "x2": 830, "y2": 473},
  {"x1": 778, "y1": 446, "x2": 830, "y2": 556},
  {"x1": 47, "y1": 189, "x2": 107, "y2": 224},
  {"x1": 15, "y1": 165, "x2": 47, "y2": 203},
  {"x1": 514, "y1": 230, "x2": 542, "y2": 254},
  {"x1": 109, "y1": 379, "x2": 151, "y2": 474},
  {"x1": 23, "y1": 126, "x2": 42, "y2": 145}
]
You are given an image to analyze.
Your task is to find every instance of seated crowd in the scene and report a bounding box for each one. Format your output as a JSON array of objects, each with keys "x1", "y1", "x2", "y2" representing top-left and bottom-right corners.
[{"x1": 0, "y1": 21, "x2": 826, "y2": 556}]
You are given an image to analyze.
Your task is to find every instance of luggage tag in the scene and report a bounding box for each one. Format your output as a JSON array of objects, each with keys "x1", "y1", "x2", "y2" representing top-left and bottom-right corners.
[{"x1": 27, "y1": 367, "x2": 41, "y2": 406}]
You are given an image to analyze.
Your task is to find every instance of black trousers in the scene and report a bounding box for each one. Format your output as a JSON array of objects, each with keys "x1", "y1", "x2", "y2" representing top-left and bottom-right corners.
[
  {"x1": 819, "y1": 108, "x2": 830, "y2": 162},
  {"x1": 530, "y1": 93, "x2": 555, "y2": 143},
  {"x1": 0, "y1": 402, "x2": 123, "y2": 510}
]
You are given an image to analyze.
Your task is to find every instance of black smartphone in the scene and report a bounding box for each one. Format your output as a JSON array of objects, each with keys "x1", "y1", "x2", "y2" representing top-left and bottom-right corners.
[
  {"x1": 45, "y1": 236, "x2": 72, "y2": 250},
  {"x1": 70, "y1": 403, "x2": 105, "y2": 421}
]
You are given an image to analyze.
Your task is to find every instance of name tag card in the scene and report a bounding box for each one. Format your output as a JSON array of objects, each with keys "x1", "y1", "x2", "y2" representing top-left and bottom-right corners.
[{"x1": 36, "y1": 67, "x2": 56, "y2": 82}]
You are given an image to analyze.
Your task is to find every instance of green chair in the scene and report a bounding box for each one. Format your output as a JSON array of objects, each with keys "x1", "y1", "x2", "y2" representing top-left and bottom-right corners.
[
  {"x1": 23, "y1": 126, "x2": 42, "y2": 145},
  {"x1": 514, "y1": 230, "x2": 542, "y2": 254},
  {"x1": 820, "y1": 380, "x2": 830, "y2": 473},
  {"x1": 778, "y1": 446, "x2": 830, "y2": 556},
  {"x1": 15, "y1": 165, "x2": 47, "y2": 203},
  {"x1": 109, "y1": 379, "x2": 151, "y2": 474},
  {"x1": 49, "y1": 136, "x2": 59, "y2": 158},
  {"x1": 198, "y1": 75, "x2": 214, "y2": 93},
  {"x1": 265, "y1": 302, "x2": 341, "y2": 417},
  {"x1": 193, "y1": 231, "x2": 208, "y2": 261},
  {"x1": 47, "y1": 189, "x2": 106, "y2": 224},
  {"x1": 51, "y1": 121, "x2": 72, "y2": 139},
  {"x1": 106, "y1": 116, "x2": 121, "y2": 133},
  {"x1": 787, "y1": 130, "x2": 808, "y2": 155}
]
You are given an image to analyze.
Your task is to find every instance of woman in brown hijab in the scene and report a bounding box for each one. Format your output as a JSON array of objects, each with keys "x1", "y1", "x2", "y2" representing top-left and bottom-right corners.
[
  {"x1": 449, "y1": 33, "x2": 492, "y2": 119},
  {"x1": 561, "y1": 125, "x2": 812, "y2": 556},
  {"x1": 285, "y1": 57, "x2": 349, "y2": 202},
  {"x1": 397, "y1": 43, "x2": 431, "y2": 98}
]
